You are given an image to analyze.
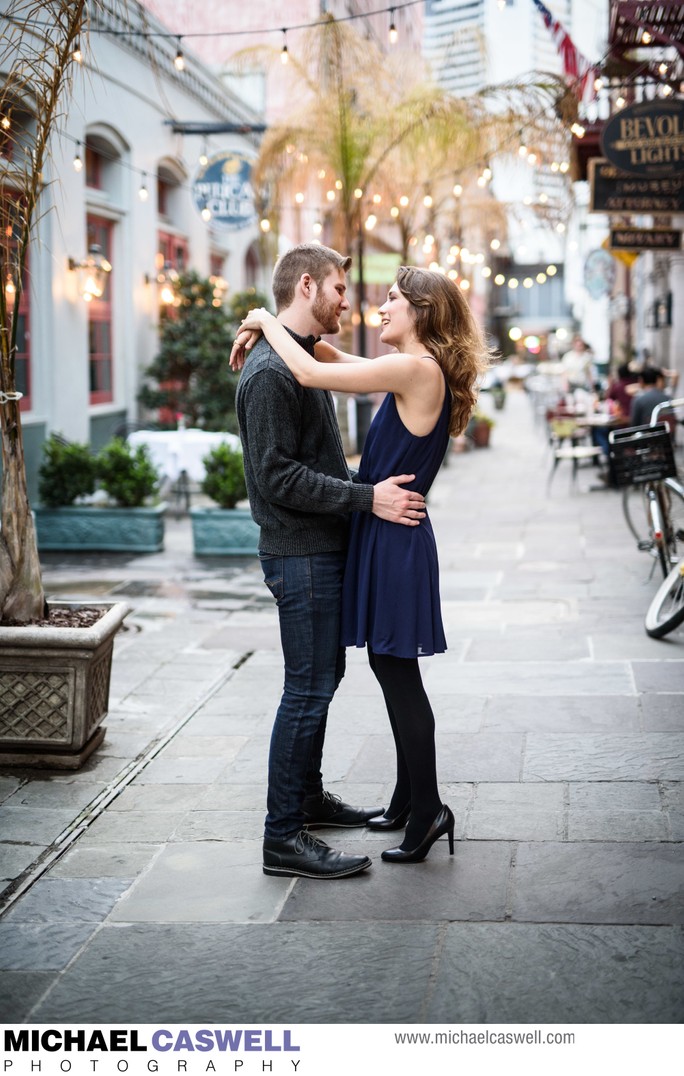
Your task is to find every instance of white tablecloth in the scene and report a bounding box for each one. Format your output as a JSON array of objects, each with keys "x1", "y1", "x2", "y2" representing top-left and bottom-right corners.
[{"x1": 128, "y1": 429, "x2": 241, "y2": 483}]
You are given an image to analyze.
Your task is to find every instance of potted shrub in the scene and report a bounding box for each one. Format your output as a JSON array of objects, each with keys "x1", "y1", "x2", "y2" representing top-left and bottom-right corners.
[
  {"x1": 466, "y1": 411, "x2": 495, "y2": 448},
  {"x1": 0, "y1": 0, "x2": 131, "y2": 768},
  {"x1": 190, "y1": 442, "x2": 259, "y2": 555},
  {"x1": 33, "y1": 436, "x2": 166, "y2": 553}
]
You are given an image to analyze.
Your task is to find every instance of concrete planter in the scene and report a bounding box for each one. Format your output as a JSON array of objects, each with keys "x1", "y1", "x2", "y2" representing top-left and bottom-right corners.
[
  {"x1": 0, "y1": 601, "x2": 130, "y2": 769},
  {"x1": 34, "y1": 503, "x2": 167, "y2": 553},
  {"x1": 190, "y1": 506, "x2": 259, "y2": 556}
]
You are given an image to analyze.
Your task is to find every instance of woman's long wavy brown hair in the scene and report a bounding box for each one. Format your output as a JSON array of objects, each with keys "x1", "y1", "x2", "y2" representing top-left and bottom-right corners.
[{"x1": 396, "y1": 266, "x2": 494, "y2": 436}]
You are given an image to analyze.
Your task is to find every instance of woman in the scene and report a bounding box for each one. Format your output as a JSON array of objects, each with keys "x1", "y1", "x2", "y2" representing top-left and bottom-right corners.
[{"x1": 234, "y1": 266, "x2": 490, "y2": 862}]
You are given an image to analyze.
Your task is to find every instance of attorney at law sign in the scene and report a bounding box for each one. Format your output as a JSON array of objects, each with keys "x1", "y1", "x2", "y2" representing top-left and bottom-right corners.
[
  {"x1": 192, "y1": 151, "x2": 257, "y2": 230},
  {"x1": 601, "y1": 99, "x2": 683, "y2": 178}
]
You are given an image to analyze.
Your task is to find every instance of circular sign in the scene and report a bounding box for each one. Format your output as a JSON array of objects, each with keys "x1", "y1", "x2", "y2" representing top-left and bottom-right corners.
[
  {"x1": 583, "y1": 249, "x2": 616, "y2": 299},
  {"x1": 192, "y1": 151, "x2": 257, "y2": 231},
  {"x1": 600, "y1": 99, "x2": 684, "y2": 178}
]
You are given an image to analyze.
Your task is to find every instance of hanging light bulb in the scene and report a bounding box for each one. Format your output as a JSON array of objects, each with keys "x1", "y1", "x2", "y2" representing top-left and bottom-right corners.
[
  {"x1": 295, "y1": 192, "x2": 304, "y2": 204},
  {"x1": 73, "y1": 142, "x2": 83, "y2": 172},
  {"x1": 139, "y1": 174, "x2": 149, "y2": 201},
  {"x1": 1, "y1": 115, "x2": 10, "y2": 131},
  {"x1": 659, "y1": 62, "x2": 669, "y2": 76},
  {"x1": 452, "y1": 183, "x2": 462, "y2": 197},
  {"x1": 389, "y1": 9, "x2": 398, "y2": 44},
  {"x1": 615, "y1": 96, "x2": 626, "y2": 109},
  {"x1": 594, "y1": 76, "x2": 604, "y2": 91},
  {"x1": 354, "y1": 187, "x2": 363, "y2": 199},
  {"x1": 201, "y1": 205, "x2": 212, "y2": 222},
  {"x1": 280, "y1": 29, "x2": 289, "y2": 65},
  {"x1": 570, "y1": 122, "x2": 586, "y2": 138},
  {"x1": 73, "y1": 39, "x2": 82, "y2": 64},
  {"x1": 641, "y1": 29, "x2": 652, "y2": 44},
  {"x1": 260, "y1": 218, "x2": 271, "y2": 233},
  {"x1": 199, "y1": 144, "x2": 209, "y2": 167},
  {"x1": 174, "y1": 38, "x2": 185, "y2": 71},
  {"x1": 312, "y1": 221, "x2": 322, "y2": 235},
  {"x1": 399, "y1": 195, "x2": 409, "y2": 207},
  {"x1": 423, "y1": 194, "x2": 433, "y2": 207}
]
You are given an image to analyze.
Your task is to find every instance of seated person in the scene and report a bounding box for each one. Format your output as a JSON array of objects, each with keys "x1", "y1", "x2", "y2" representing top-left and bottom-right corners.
[
  {"x1": 606, "y1": 363, "x2": 639, "y2": 420},
  {"x1": 630, "y1": 367, "x2": 670, "y2": 428}
]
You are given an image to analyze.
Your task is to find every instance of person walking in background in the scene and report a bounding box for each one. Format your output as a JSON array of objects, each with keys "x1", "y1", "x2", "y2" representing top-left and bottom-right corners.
[
  {"x1": 234, "y1": 266, "x2": 490, "y2": 864},
  {"x1": 234, "y1": 244, "x2": 427, "y2": 880},
  {"x1": 560, "y1": 335, "x2": 595, "y2": 393}
]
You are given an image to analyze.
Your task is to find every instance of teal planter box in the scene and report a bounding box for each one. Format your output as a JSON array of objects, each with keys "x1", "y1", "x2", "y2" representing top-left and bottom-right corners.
[
  {"x1": 34, "y1": 504, "x2": 166, "y2": 553},
  {"x1": 190, "y1": 506, "x2": 259, "y2": 556}
]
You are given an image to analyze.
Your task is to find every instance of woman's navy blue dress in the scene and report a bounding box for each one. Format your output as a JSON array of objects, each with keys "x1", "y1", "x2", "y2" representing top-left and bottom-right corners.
[{"x1": 341, "y1": 377, "x2": 450, "y2": 659}]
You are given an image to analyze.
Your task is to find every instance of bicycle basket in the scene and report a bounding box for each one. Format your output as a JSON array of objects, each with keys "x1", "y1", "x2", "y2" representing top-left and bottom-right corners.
[{"x1": 608, "y1": 422, "x2": 677, "y2": 487}]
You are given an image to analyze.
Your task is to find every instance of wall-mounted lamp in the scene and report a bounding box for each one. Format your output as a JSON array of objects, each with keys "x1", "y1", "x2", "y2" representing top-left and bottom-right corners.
[
  {"x1": 145, "y1": 261, "x2": 180, "y2": 306},
  {"x1": 4, "y1": 270, "x2": 16, "y2": 312},
  {"x1": 68, "y1": 244, "x2": 112, "y2": 301}
]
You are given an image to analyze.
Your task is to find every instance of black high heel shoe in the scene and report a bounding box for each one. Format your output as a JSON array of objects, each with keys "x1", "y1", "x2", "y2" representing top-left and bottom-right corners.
[
  {"x1": 366, "y1": 803, "x2": 410, "y2": 831},
  {"x1": 381, "y1": 805, "x2": 455, "y2": 863}
]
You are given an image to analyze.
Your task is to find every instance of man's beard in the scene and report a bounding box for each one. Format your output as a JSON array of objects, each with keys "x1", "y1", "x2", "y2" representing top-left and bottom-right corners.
[{"x1": 312, "y1": 292, "x2": 340, "y2": 335}]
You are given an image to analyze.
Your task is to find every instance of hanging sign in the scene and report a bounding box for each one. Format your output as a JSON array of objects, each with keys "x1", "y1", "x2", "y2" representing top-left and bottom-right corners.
[
  {"x1": 583, "y1": 248, "x2": 616, "y2": 298},
  {"x1": 610, "y1": 227, "x2": 681, "y2": 253},
  {"x1": 192, "y1": 150, "x2": 257, "y2": 231},
  {"x1": 600, "y1": 99, "x2": 683, "y2": 178},
  {"x1": 588, "y1": 158, "x2": 684, "y2": 215}
]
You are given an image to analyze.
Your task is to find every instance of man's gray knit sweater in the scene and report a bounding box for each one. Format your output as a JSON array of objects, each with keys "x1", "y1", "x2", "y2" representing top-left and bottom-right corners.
[{"x1": 235, "y1": 328, "x2": 374, "y2": 555}]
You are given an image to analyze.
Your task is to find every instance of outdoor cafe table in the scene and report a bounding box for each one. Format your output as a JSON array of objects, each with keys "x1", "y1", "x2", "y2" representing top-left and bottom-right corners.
[{"x1": 128, "y1": 428, "x2": 241, "y2": 509}]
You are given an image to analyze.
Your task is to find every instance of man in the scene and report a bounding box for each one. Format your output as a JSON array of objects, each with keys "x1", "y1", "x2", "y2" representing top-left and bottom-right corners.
[
  {"x1": 234, "y1": 243, "x2": 426, "y2": 879},
  {"x1": 630, "y1": 366, "x2": 670, "y2": 427}
]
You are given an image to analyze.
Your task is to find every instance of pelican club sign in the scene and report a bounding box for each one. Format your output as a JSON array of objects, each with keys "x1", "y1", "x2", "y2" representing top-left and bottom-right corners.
[
  {"x1": 192, "y1": 151, "x2": 257, "y2": 231},
  {"x1": 600, "y1": 99, "x2": 683, "y2": 178}
]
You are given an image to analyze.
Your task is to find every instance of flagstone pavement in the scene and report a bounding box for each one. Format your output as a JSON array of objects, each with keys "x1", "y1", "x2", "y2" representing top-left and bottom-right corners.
[{"x1": 1, "y1": 386, "x2": 682, "y2": 1024}]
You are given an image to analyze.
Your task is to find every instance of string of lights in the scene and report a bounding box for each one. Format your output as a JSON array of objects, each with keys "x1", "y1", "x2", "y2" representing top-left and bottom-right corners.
[{"x1": 1, "y1": 9, "x2": 667, "y2": 295}]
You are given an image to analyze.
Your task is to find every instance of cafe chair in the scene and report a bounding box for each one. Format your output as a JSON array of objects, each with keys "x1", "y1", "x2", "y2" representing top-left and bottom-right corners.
[{"x1": 547, "y1": 417, "x2": 602, "y2": 492}]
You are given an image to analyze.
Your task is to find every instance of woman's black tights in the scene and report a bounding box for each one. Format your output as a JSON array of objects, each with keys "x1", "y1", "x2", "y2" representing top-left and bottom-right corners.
[{"x1": 367, "y1": 646, "x2": 442, "y2": 850}]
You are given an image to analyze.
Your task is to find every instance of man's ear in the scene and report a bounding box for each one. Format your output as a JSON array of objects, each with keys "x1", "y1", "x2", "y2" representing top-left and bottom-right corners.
[{"x1": 299, "y1": 273, "x2": 314, "y2": 297}]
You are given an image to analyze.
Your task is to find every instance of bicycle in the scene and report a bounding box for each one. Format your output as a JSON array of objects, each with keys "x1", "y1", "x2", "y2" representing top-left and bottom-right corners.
[
  {"x1": 609, "y1": 397, "x2": 684, "y2": 579},
  {"x1": 645, "y1": 557, "x2": 684, "y2": 638}
]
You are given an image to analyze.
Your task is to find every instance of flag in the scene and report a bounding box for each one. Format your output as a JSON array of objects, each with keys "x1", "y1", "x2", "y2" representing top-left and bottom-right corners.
[{"x1": 531, "y1": 0, "x2": 597, "y2": 101}]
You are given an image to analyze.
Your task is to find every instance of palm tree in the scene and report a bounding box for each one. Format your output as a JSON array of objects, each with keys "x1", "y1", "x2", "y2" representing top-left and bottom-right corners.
[
  {"x1": 0, "y1": 0, "x2": 91, "y2": 621},
  {"x1": 249, "y1": 15, "x2": 571, "y2": 323}
]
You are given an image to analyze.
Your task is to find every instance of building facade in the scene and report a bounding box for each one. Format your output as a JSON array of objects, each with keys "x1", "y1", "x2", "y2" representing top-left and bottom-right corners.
[{"x1": 2, "y1": 0, "x2": 266, "y2": 499}]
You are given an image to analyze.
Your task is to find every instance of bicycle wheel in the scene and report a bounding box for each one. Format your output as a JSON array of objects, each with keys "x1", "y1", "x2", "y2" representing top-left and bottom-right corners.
[
  {"x1": 622, "y1": 478, "x2": 684, "y2": 566},
  {"x1": 645, "y1": 560, "x2": 684, "y2": 638},
  {"x1": 662, "y1": 477, "x2": 684, "y2": 566},
  {"x1": 622, "y1": 483, "x2": 649, "y2": 544}
]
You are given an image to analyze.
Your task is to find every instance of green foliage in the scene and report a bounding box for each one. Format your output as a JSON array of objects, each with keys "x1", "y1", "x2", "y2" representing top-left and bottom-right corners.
[
  {"x1": 38, "y1": 434, "x2": 98, "y2": 508},
  {"x1": 138, "y1": 273, "x2": 270, "y2": 432},
  {"x1": 201, "y1": 443, "x2": 247, "y2": 509},
  {"x1": 96, "y1": 439, "x2": 160, "y2": 508}
]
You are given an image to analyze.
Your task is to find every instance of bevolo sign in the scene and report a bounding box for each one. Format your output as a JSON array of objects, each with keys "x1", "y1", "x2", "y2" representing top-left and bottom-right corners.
[{"x1": 600, "y1": 99, "x2": 683, "y2": 178}]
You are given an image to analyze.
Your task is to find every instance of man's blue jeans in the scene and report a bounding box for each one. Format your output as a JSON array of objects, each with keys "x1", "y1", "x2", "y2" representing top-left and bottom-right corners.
[{"x1": 260, "y1": 551, "x2": 346, "y2": 840}]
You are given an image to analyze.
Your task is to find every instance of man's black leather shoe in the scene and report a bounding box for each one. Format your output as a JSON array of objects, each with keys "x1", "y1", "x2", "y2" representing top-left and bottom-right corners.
[
  {"x1": 263, "y1": 830, "x2": 372, "y2": 879},
  {"x1": 302, "y1": 790, "x2": 384, "y2": 828}
]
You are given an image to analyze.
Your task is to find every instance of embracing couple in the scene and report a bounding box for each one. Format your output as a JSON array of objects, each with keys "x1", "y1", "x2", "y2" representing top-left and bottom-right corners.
[{"x1": 231, "y1": 242, "x2": 488, "y2": 879}]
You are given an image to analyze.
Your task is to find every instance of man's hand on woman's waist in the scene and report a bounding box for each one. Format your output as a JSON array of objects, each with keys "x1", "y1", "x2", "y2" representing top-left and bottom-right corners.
[{"x1": 372, "y1": 475, "x2": 426, "y2": 526}]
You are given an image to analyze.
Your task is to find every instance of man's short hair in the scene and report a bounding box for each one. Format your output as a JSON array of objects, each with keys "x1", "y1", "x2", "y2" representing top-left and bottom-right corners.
[
  {"x1": 272, "y1": 243, "x2": 352, "y2": 311},
  {"x1": 641, "y1": 366, "x2": 664, "y2": 386}
]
